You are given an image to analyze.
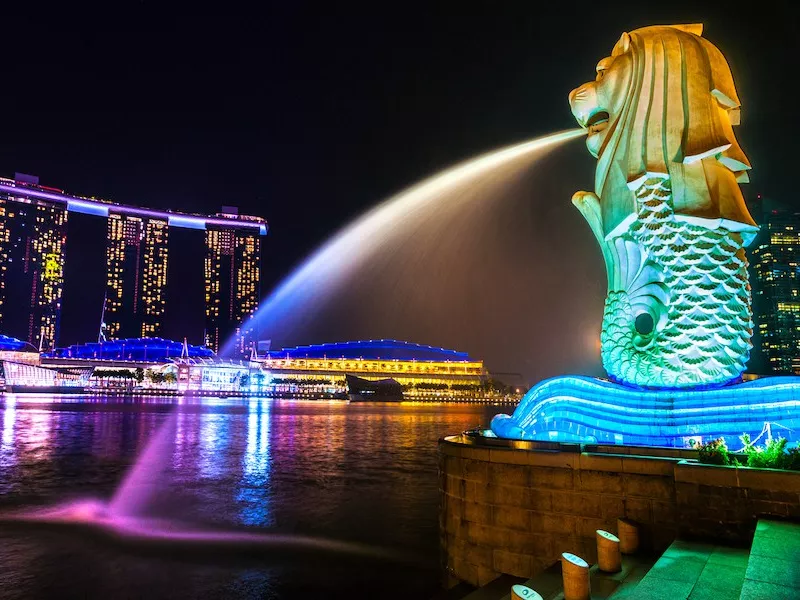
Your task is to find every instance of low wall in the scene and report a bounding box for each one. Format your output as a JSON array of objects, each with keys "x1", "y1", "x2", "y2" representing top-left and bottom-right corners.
[{"x1": 438, "y1": 434, "x2": 800, "y2": 587}]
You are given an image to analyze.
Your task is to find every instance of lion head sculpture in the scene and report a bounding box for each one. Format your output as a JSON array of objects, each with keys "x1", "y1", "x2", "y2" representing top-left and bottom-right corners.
[{"x1": 568, "y1": 24, "x2": 756, "y2": 239}]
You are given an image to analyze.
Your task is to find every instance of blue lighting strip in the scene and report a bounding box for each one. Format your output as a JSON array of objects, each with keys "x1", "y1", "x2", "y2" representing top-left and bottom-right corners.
[
  {"x1": 0, "y1": 334, "x2": 32, "y2": 352},
  {"x1": 491, "y1": 375, "x2": 800, "y2": 448},
  {"x1": 42, "y1": 338, "x2": 214, "y2": 362},
  {"x1": 0, "y1": 182, "x2": 267, "y2": 234},
  {"x1": 268, "y1": 338, "x2": 471, "y2": 361}
]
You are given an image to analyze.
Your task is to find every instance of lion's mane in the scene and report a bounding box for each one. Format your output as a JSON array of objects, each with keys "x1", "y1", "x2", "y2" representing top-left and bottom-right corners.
[{"x1": 597, "y1": 24, "x2": 756, "y2": 239}]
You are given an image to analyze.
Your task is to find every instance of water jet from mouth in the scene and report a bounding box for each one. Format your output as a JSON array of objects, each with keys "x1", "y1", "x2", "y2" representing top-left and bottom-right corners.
[{"x1": 220, "y1": 129, "x2": 592, "y2": 381}]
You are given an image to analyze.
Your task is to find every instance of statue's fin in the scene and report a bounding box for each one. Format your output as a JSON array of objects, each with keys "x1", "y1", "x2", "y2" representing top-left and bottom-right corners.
[{"x1": 572, "y1": 191, "x2": 604, "y2": 244}]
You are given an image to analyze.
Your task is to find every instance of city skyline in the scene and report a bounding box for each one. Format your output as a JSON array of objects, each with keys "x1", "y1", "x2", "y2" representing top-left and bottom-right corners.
[
  {"x1": 750, "y1": 199, "x2": 800, "y2": 374},
  {"x1": 0, "y1": 5, "x2": 794, "y2": 383},
  {"x1": 0, "y1": 175, "x2": 267, "y2": 354},
  {"x1": 1, "y1": 8, "x2": 798, "y2": 600},
  {"x1": 2, "y1": 170, "x2": 798, "y2": 377}
]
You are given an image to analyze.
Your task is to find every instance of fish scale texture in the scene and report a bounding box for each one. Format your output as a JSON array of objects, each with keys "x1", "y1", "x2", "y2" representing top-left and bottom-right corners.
[{"x1": 601, "y1": 176, "x2": 753, "y2": 387}]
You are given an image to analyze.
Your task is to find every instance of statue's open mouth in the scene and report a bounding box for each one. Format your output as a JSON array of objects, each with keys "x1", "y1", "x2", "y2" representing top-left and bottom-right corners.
[{"x1": 586, "y1": 110, "x2": 609, "y2": 133}]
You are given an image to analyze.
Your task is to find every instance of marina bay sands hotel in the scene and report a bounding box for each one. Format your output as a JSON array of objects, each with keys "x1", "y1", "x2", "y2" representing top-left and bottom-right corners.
[{"x1": 0, "y1": 174, "x2": 267, "y2": 354}]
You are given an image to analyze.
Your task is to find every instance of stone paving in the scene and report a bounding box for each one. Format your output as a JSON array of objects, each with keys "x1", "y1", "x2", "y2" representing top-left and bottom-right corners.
[
  {"x1": 740, "y1": 520, "x2": 800, "y2": 599},
  {"x1": 622, "y1": 540, "x2": 748, "y2": 600}
]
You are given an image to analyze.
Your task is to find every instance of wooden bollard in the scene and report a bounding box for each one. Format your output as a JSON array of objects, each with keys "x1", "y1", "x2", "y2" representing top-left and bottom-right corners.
[
  {"x1": 561, "y1": 552, "x2": 590, "y2": 600},
  {"x1": 596, "y1": 529, "x2": 622, "y2": 573},
  {"x1": 511, "y1": 584, "x2": 543, "y2": 600},
  {"x1": 617, "y1": 518, "x2": 640, "y2": 555}
]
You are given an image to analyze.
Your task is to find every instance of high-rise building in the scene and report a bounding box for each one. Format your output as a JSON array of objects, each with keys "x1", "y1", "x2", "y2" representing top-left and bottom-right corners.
[
  {"x1": 105, "y1": 212, "x2": 169, "y2": 339},
  {"x1": 750, "y1": 201, "x2": 800, "y2": 374},
  {"x1": 204, "y1": 208, "x2": 262, "y2": 355},
  {"x1": 0, "y1": 191, "x2": 67, "y2": 348},
  {"x1": 1, "y1": 175, "x2": 266, "y2": 349}
]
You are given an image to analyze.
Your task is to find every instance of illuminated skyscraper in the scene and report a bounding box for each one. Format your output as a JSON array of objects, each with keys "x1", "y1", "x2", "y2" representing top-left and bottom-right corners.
[
  {"x1": 0, "y1": 191, "x2": 67, "y2": 348},
  {"x1": 204, "y1": 208, "x2": 262, "y2": 354},
  {"x1": 750, "y1": 202, "x2": 800, "y2": 374},
  {"x1": 1, "y1": 176, "x2": 266, "y2": 348},
  {"x1": 105, "y1": 212, "x2": 169, "y2": 339}
]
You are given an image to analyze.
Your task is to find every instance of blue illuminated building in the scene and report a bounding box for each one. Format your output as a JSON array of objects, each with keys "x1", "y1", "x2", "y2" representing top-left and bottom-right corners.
[
  {"x1": 266, "y1": 339, "x2": 471, "y2": 361},
  {"x1": 43, "y1": 338, "x2": 214, "y2": 362},
  {"x1": 0, "y1": 334, "x2": 34, "y2": 352}
]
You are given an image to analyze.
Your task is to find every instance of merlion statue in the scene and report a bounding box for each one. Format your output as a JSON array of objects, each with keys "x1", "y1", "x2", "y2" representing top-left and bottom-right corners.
[
  {"x1": 568, "y1": 24, "x2": 757, "y2": 388},
  {"x1": 491, "y1": 25, "x2": 800, "y2": 445}
]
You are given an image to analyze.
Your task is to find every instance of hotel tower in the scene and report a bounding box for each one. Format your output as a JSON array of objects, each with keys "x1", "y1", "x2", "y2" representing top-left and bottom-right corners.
[
  {"x1": 204, "y1": 207, "x2": 262, "y2": 355},
  {"x1": 104, "y1": 212, "x2": 170, "y2": 339},
  {"x1": 0, "y1": 175, "x2": 266, "y2": 351},
  {"x1": 0, "y1": 183, "x2": 67, "y2": 349}
]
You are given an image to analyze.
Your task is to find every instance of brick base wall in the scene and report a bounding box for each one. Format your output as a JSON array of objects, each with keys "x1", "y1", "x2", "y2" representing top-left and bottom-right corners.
[{"x1": 438, "y1": 435, "x2": 800, "y2": 587}]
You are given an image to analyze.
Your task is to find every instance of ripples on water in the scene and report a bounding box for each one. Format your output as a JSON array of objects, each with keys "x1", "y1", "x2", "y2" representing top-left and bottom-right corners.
[{"x1": 0, "y1": 395, "x2": 505, "y2": 599}]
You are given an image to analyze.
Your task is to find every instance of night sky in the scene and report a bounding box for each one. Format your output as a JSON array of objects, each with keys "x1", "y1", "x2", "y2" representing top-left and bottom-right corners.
[{"x1": 2, "y1": 2, "x2": 796, "y2": 381}]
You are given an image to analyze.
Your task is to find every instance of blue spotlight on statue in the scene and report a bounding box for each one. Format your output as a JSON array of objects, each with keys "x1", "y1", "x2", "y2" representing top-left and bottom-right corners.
[{"x1": 491, "y1": 24, "x2": 800, "y2": 447}]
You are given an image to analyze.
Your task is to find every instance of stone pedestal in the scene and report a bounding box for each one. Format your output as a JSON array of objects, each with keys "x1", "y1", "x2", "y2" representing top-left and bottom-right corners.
[
  {"x1": 596, "y1": 529, "x2": 621, "y2": 572},
  {"x1": 561, "y1": 552, "x2": 590, "y2": 600},
  {"x1": 511, "y1": 584, "x2": 543, "y2": 600},
  {"x1": 617, "y1": 518, "x2": 639, "y2": 554}
]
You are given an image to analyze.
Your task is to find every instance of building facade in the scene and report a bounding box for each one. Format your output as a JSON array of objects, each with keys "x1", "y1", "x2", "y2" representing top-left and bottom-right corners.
[
  {"x1": 0, "y1": 176, "x2": 267, "y2": 349},
  {"x1": 750, "y1": 205, "x2": 800, "y2": 374},
  {"x1": 204, "y1": 209, "x2": 262, "y2": 355},
  {"x1": 259, "y1": 339, "x2": 489, "y2": 396},
  {"x1": 0, "y1": 191, "x2": 67, "y2": 349},
  {"x1": 105, "y1": 213, "x2": 169, "y2": 339}
]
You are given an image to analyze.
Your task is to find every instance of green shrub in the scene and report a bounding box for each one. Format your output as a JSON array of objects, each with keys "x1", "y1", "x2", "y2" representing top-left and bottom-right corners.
[
  {"x1": 740, "y1": 436, "x2": 800, "y2": 470},
  {"x1": 744, "y1": 437, "x2": 788, "y2": 469},
  {"x1": 691, "y1": 438, "x2": 736, "y2": 466},
  {"x1": 691, "y1": 434, "x2": 800, "y2": 471}
]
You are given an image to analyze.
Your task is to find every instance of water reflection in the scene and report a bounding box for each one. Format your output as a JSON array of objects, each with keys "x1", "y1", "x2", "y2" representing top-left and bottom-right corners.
[
  {"x1": 238, "y1": 399, "x2": 272, "y2": 527},
  {"x1": 1, "y1": 395, "x2": 16, "y2": 469},
  {"x1": 1, "y1": 400, "x2": 55, "y2": 470},
  {"x1": 0, "y1": 394, "x2": 506, "y2": 599},
  {"x1": 198, "y1": 413, "x2": 229, "y2": 480}
]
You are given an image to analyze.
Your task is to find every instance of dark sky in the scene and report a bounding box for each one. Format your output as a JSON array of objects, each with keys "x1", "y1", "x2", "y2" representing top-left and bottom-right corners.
[{"x1": 2, "y1": 2, "x2": 796, "y2": 378}]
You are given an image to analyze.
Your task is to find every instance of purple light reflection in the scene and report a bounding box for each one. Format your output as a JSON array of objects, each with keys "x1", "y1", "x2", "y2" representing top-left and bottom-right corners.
[
  {"x1": 0, "y1": 400, "x2": 408, "y2": 564},
  {"x1": 1, "y1": 395, "x2": 17, "y2": 469},
  {"x1": 0, "y1": 498, "x2": 403, "y2": 560}
]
